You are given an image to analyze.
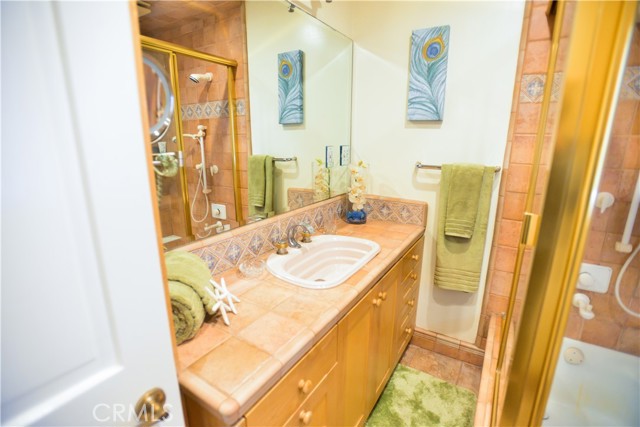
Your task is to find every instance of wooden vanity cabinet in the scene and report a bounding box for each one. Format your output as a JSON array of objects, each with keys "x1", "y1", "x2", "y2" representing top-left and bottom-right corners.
[{"x1": 241, "y1": 237, "x2": 423, "y2": 427}]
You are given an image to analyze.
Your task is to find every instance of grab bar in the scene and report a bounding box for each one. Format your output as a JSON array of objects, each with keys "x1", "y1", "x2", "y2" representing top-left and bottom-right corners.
[{"x1": 415, "y1": 161, "x2": 501, "y2": 173}]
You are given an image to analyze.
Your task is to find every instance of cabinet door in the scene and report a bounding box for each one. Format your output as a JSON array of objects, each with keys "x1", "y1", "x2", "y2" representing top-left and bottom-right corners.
[
  {"x1": 367, "y1": 263, "x2": 400, "y2": 410},
  {"x1": 337, "y1": 285, "x2": 377, "y2": 427}
]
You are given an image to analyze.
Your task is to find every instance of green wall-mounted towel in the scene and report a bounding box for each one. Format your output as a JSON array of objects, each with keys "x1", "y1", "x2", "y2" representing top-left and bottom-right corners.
[
  {"x1": 169, "y1": 280, "x2": 205, "y2": 345},
  {"x1": 444, "y1": 164, "x2": 485, "y2": 238},
  {"x1": 165, "y1": 250, "x2": 217, "y2": 314},
  {"x1": 434, "y1": 164, "x2": 495, "y2": 293},
  {"x1": 248, "y1": 154, "x2": 274, "y2": 219}
]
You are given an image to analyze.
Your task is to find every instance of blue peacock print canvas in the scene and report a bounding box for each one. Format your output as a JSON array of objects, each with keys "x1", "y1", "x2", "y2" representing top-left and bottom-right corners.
[
  {"x1": 278, "y1": 50, "x2": 304, "y2": 124},
  {"x1": 408, "y1": 26, "x2": 450, "y2": 121}
]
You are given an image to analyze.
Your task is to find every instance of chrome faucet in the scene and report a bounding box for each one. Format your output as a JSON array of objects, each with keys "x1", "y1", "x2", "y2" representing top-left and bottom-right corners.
[{"x1": 286, "y1": 223, "x2": 312, "y2": 248}]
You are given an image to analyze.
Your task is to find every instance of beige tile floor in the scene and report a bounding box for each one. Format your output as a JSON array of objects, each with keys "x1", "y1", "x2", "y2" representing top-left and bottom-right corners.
[{"x1": 399, "y1": 344, "x2": 482, "y2": 395}]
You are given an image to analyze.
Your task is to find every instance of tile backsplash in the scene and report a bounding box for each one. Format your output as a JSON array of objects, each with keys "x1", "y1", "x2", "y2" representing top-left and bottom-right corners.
[{"x1": 177, "y1": 194, "x2": 427, "y2": 276}]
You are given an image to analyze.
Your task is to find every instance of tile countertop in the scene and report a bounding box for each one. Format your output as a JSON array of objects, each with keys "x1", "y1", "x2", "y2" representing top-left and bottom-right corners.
[{"x1": 176, "y1": 220, "x2": 425, "y2": 425}]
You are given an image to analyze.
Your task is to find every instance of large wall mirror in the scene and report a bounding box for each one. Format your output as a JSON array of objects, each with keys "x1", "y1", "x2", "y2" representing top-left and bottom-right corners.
[{"x1": 137, "y1": 0, "x2": 353, "y2": 250}]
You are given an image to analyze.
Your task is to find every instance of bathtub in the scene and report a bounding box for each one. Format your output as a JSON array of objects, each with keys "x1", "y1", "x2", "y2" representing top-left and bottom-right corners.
[{"x1": 543, "y1": 337, "x2": 640, "y2": 427}]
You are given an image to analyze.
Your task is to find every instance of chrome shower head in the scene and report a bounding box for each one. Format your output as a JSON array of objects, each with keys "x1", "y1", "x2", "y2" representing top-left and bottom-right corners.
[{"x1": 189, "y1": 72, "x2": 213, "y2": 84}]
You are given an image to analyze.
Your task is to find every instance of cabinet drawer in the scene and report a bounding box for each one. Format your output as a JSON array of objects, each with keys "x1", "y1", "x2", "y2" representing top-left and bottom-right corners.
[
  {"x1": 394, "y1": 310, "x2": 417, "y2": 362},
  {"x1": 398, "y1": 281, "x2": 419, "y2": 321},
  {"x1": 245, "y1": 326, "x2": 338, "y2": 426},
  {"x1": 284, "y1": 366, "x2": 338, "y2": 427},
  {"x1": 401, "y1": 237, "x2": 424, "y2": 281}
]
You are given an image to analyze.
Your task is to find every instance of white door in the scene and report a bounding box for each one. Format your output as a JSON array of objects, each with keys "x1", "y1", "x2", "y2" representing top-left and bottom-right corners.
[{"x1": 1, "y1": 2, "x2": 184, "y2": 426}]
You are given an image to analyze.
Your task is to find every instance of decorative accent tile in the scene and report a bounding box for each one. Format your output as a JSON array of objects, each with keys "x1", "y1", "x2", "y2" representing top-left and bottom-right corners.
[
  {"x1": 248, "y1": 232, "x2": 265, "y2": 255},
  {"x1": 180, "y1": 99, "x2": 246, "y2": 121},
  {"x1": 519, "y1": 73, "x2": 563, "y2": 103},
  {"x1": 520, "y1": 74, "x2": 545, "y2": 103},
  {"x1": 621, "y1": 66, "x2": 640, "y2": 100}
]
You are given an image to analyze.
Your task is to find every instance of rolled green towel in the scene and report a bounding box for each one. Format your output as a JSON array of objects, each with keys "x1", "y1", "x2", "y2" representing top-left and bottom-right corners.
[
  {"x1": 165, "y1": 251, "x2": 217, "y2": 314},
  {"x1": 169, "y1": 280, "x2": 205, "y2": 345}
]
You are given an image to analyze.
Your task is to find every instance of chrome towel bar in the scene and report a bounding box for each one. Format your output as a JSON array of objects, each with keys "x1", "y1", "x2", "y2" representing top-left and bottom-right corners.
[
  {"x1": 273, "y1": 157, "x2": 298, "y2": 162},
  {"x1": 415, "y1": 161, "x2": 501, "y2": 173}
]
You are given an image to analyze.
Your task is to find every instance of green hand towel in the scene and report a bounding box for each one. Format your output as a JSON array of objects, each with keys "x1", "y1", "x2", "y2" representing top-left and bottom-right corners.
[
  {"x1": 165, "y1": 251, "x2": 217, "y2": 314},
  {"x1": 434, "y1": 165, "x2": 495, "y2": 293},
  {"x1": 444, "y1": 164, "x2": 485, "y2": 238},
  {"x1": 248, "y1": 154, "x2": 274, "y2": 219},
  {"x1": 169, "y1": 280, "x2": 205, "y2": 345}
]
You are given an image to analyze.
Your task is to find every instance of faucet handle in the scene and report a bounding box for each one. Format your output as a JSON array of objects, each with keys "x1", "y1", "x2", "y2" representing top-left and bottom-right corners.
[
  {"x1": 275, "y1": 240, "x2": 288, "y2": 255},
  {"x1": 301, "y1": 231, "x2": 312, "y2": 243}
]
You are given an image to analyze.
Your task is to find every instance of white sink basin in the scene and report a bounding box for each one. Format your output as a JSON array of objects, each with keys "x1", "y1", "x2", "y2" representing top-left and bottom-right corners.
[{"x1": 266, "y1": 235, "x2": 380, "y2": 289}]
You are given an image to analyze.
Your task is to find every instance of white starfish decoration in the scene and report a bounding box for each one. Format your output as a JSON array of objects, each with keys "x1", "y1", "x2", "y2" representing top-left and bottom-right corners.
[{"x1": 205, "y1": 277, "x2": 240, "y2": 326}]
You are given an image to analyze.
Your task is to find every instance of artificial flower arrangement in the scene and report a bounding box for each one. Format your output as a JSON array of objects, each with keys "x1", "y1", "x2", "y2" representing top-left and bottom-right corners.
[
  {"x1": 313, "y1": 158, "x2": 330, "y2": 202},
  {"x1": 346, "y1": 160, "x2": 368, "y2": 224}
]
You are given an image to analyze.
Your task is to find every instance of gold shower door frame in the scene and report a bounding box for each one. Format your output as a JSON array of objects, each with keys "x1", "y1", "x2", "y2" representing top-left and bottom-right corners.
[
  {"x1": 495, "y1": 1, "x2": 637, "y2": 426},
  {"x1": 141, "y1": 36, "x2": 245, "y2": 240}
]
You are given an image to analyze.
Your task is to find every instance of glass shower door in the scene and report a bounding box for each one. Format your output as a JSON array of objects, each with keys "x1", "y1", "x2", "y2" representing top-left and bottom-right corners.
[{"x1": 143, "y1": 47, "x2": 193, "y2": 248}]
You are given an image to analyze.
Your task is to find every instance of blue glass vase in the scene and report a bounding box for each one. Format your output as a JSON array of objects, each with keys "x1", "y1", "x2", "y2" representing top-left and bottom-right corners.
[{"x1": 346, "y1": 205, "x2": 367, "y2": 224}]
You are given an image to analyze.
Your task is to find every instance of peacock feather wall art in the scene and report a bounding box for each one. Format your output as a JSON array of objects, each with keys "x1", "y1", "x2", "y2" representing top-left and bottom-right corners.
[
  {"x1": 278, "y1": 49, "x2": 304, "y2": 124},
  {"x1": 407, "y1": 25, "x2": 450, "y2": 121}
]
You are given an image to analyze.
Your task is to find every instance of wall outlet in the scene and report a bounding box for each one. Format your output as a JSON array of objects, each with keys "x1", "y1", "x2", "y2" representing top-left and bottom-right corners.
[
  {"x1": 211, "y1": 203, "x2": 227, "y2": 219},
  {"x1": 325, "y1": 146, "x2": 335, "y2": 168},
  {"x1": 340, "y1": 145, "x2": 350, "y2": 166}
]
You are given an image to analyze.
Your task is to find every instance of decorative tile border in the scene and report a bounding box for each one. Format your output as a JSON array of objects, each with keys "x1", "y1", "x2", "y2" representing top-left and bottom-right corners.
[
  {"x1": 287, "y1": 188, "x2": 315, "y2": 210},
  {"x1": 363, "y1": 195, "x2": 427, "y2": 226},
  {"x1": 175, "y1": 194, "x2": 427, "y2": 276},
  {"x1": 180, "y1": 99, "x2": 246, "y2": 120},
  {"x1": 521, "y1": 67, "x2": 640, "y2": 103}
]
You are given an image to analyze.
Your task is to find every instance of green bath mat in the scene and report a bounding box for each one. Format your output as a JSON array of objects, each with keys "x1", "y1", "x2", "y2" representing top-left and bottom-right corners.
[{"x1": 366, "y1": 364, "x2": 477, "y2": 427}]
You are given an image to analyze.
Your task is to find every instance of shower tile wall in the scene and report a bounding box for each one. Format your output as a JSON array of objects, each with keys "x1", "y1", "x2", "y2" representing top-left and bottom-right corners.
[
  {"x1": 480, "y1": 1, "x2": 640, "y2": 357},
  {"x1": 565, "y1": 25, "x2": 640, "y2": 356},
  {"x1": 140, "y1": 2, "x2": 251, "y2": 236}
]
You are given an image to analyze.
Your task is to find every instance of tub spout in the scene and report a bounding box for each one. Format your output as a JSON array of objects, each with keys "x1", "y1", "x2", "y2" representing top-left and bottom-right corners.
[{"x1": 572, "y1": 293, "x2": 595, "y2": 320}]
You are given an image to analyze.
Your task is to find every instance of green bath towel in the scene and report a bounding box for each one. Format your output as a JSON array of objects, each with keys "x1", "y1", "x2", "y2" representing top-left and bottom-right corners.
[
  {"x1": 444, "y1": 164, "x2": 486, "y2": 238},
  {"x1": 165, "y1": 251, "x2": 217, "y2": 314},
  {"x1": 248, "y1": 155, "x2": 274, "y2": 219},
  {"x1": 435, "y1": 164, "x2": 495, "y2": 292},
  {"x1": 169, "y1": 280, "x2": 205, "y2": 345}
]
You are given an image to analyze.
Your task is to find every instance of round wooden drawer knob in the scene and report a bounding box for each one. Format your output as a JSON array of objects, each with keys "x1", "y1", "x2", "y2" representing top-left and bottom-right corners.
[
  {"x1": 405, "y1": 327, "x2": 413, "y2": 335},
  {"x1": 298, "y1": 379, "x2": 313, "y2": 394},
  {"x1": 299, "y1": 410, "x2": 313, "y2": 425},
  {"x1": 372, "y1": 298, "x2": 382, "y2": 307},
  {"x1": 378, "y1": 291, "x2": 387, "y2": 301},
  {"x1": 410, "y1": 273, "x2": 418, "y2": 280},
  {"x1": 411, "y1": 254, "x2": 420, "y2": 261},
  {"x1": 408, "y1": 300, "x2": 415, "y2": 307}
]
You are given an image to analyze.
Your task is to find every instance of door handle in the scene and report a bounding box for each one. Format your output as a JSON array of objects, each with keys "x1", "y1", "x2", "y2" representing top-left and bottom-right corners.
[{"x1": 135, "y1": 387, "x2": 170, "y2": 426}]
